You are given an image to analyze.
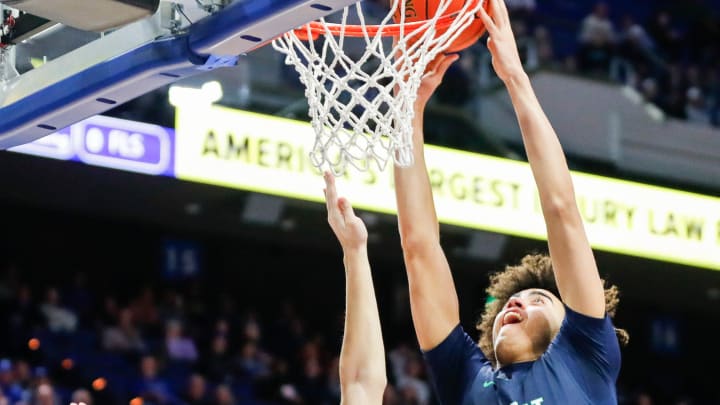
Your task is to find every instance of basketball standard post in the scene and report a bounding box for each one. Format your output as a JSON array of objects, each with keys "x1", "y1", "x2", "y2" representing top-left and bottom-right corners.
[{"x1": 0, "y1": 0, "x2": 356, "y2": 149}]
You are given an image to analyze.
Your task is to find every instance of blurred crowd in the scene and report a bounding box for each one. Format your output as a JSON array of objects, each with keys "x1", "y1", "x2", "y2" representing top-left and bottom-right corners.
[
  {"x1": 505, "y1": 0, "x2": 720, "y2": 128},
  {"x1": 575, "y1": 2, "x2": 719, "y2": 127},
  {"x1": 0, "y1": 265, "x2": 438, "y2": 405},
  {"x1": 0, "y1": 261, "x2": 706, "y2": 405},
  {"x1": 431, "y1": 0, "x2": 720, "y2": 130}
]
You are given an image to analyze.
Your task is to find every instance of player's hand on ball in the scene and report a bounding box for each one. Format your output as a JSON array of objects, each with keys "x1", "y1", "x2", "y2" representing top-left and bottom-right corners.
[
  {"x1": 415, "y1": 53, "x2": 459, "y2": 110},
  {"x1": 478, "y1": 0, "x2": 525, "y2": 83},
  {"x1": 323, "y1": 172, "x2": 368, "y2": 251}
]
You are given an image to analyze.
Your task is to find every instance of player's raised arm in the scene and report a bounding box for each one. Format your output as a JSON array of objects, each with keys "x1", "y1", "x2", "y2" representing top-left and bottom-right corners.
[
  {"x1": 393, "y1": 55, "x2": 462, "y2": 350},
  {"x1": 323, "y1": 172, "x2": 386, "y2": 405},
  {"x1": 478, "y1": 0, "x2": 605, "y2": 318}
]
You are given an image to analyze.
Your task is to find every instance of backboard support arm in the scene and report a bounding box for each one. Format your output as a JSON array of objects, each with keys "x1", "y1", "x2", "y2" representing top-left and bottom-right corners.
[{"x1": 0, "y1": 0, "x2": 357, "y2": 149}]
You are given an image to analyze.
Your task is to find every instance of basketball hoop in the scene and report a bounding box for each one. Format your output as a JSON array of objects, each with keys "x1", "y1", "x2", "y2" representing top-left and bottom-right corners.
[{"x1": 273, "y1": 0, "x2": 487, "y2": 175}]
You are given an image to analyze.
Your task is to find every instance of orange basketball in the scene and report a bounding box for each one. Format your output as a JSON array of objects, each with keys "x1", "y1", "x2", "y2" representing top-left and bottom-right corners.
[{"x1": 393, "y1": 0, "x2": 490, "y2": 52}]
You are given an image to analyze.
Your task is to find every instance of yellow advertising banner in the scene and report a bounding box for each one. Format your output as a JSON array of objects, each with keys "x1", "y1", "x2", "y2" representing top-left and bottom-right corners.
[{"x1": 174, "y1": 103, "x2": 720, "y2": 270}]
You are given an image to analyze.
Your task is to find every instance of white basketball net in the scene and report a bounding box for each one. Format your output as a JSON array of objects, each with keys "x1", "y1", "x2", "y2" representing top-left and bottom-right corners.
[{"x1": 273, "y1": 0, "x2": 484, "y2": 175}]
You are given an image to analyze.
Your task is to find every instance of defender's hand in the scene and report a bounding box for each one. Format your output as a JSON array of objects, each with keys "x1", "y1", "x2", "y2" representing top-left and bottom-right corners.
[
  {"x1": 414, "y1": 53, "x2": 459, "y2": 111},
  {"x1": 323, "y1": 172, "x2": 368, "y2": 251},
  {"x1": 478, "y1": 0, "x2": 525, "y2": 83}
]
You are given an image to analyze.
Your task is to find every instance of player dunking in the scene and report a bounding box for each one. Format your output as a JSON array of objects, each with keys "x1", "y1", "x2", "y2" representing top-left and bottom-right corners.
[
  {"x1": 393, "y1": 0, "x2": 628, "y2": 404},
  {"x1": 323, "y1": 172, "x2": 387, "y2": 405}
]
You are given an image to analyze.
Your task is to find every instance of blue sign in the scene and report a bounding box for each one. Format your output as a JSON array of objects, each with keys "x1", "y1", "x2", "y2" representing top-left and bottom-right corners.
[
  {"x1": 163, "y1": 240, "x2": 202, "y2": 280},
  {"x1": 9, "y1": 115, "x2": 175, "y2": 176}
]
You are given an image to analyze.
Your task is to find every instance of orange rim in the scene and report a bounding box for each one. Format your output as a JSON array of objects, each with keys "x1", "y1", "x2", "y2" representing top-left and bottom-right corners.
[{"x1": 293, "y1": 13, "x2": 461, "y2": 41}]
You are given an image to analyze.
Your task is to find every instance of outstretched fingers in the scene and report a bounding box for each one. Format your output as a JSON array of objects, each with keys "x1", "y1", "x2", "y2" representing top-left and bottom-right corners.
[
  {"x1": 489, "y1": 0, "x2": 510, "y2": 27},
  {"x1": 324, "y1": 172, "x2": 343, "y2": 227},
  {"x1": 477, "y1": 5, "x2": 499, "y2": 37},
  {"x1": 323, "y1": 173, "x2": 367, "y2": 250}
]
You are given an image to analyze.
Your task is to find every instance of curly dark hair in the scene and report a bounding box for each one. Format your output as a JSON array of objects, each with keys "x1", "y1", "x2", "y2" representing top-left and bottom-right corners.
[{"x1": 475, "y1": 253, "x2": 629, "y2": 366}]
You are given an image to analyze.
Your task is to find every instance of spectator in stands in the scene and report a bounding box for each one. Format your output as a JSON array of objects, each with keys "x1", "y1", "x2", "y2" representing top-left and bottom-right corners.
[
  {"x1": 296, "y1": 355, "x2": 328, "y2": 404},
  {"x1": 31, "y1": 383, "x2": 59, "y2": 405},
  {"x1": 241, "y1": 313, "x2": 262, "y2": 342},
  {"x1": 70, "y1": 388, "x2": 93, "y2": 405},
  {"x1": 0, "y1": 359, "x2": 23, "y2": 404},
  {"x1": 133, "y1": 354, "x2": 175, "y2": 405},
  {"x1": 388, "y1": 343, "x2": 414, "y2": 386},
  {"x1": 646, "y1": 10, "x2": 682, "y2": 62},
  {"x1": 214, "y1": 384, "x2": 236, "y2": 405},
  {"x1": 40, "y1": 287, "x2": 77, "y2": 333},
  {"x1": 635, "y1": 391, "x2": 653, "y2": 405},
  {"x1": 395, "y1": 357, "x2": 430, "y2": 405},
  {"x1": 130, "y1": 287, "x2": 160, "y2": 329},
  {"x1": 181, "y1": 374, "x2": 211, "y2": 405},
  {"x1": 618, "y1": 15, "x2": 653, "y2": 55},
  {"x1": 685, "y1": 87, "x2": 711, "y2": 126},
  {"x1": 614, "y1": 14, "x2": 654, "y2": 84},
  {"x1": 578, "y1": 2, "x2": 616, "y2": 75},
  {"x1": 214, "y1": 318, "x2": 230, "y2": 337},
  {"x1": 164, "y1": 320, "x2": 198, "y2": 363},
  {"x1": 102, "y1": 307, "x2": 146, "y2": 354},
  {"x1": 14, "y1": 360, "x2": 32, "y2": 397},
  {"x1": 640, "y1": 77, "x2": 661, "y2": 106},
  {"x1": 237, "y1": 340, "x2": 270, "y2": 380},
  {"x1": 200, "y1": 334, "x2": 233, "y2": 383}
]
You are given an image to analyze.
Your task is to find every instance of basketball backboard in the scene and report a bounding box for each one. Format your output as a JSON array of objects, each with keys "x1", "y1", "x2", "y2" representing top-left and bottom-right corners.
[{"x1": 0, "y1": 0, "x2": 357, "y2": 149}]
